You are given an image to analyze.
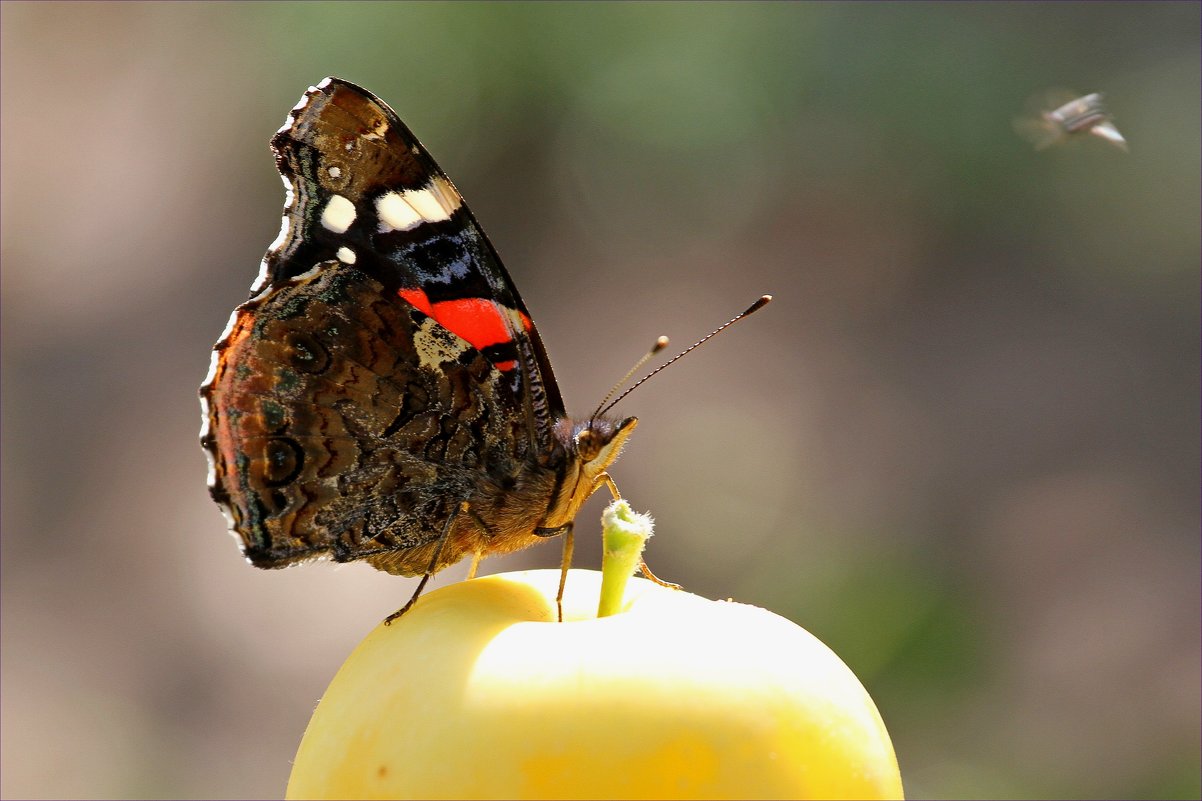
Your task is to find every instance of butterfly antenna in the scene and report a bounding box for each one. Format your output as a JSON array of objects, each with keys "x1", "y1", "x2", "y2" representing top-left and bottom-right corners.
[
  {"x1": 598, "y1": 294, "x2": 772, "y2": 417},
  {"x1": 591, "y1": 336, "x2": 671, "y2": 420}
]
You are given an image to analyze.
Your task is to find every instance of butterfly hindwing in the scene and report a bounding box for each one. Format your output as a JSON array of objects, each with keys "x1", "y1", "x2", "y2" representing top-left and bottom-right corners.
[{"x1": 203, "y1": 260, "x2": 542, "y2": 573}]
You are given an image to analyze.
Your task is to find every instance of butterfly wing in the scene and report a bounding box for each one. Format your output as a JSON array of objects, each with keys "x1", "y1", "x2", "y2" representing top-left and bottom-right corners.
[{"x1": 201, "y1": 78, "x2": 563, "y2": 573}]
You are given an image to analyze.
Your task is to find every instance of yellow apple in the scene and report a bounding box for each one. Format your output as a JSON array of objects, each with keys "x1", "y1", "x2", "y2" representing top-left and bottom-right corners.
[{"x1": 286, "y1": 568, "x2": 903, "y2": 800}]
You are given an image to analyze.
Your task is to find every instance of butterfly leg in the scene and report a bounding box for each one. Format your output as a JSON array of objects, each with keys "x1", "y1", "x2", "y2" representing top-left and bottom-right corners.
[
  {"x1": 383, "y1": 501, "x2": 465, "y2": 625},
  {"x1": 635, "y1": 555, "x2": 681, "y2": 590},
  {"x1": 557, "y1": 525, "x2": 574, "y2": 622},
  {"x1": 594, "y1": 473, "x2": 682, "y2": 591},
  {"x1": 531, "y1": 521, "x2": 573, "y2": 622},
  {"x1": 466, "y1": 550, "x2": 483, "y2": 581},
  {"x1": 533, "y1": 521, "x2": 574, "y2": 620}
]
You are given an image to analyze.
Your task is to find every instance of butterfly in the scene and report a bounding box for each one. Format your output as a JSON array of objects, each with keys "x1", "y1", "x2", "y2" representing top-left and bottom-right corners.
[{"x1": 200, "y1": 77, "x2": 644, "y2": 621}]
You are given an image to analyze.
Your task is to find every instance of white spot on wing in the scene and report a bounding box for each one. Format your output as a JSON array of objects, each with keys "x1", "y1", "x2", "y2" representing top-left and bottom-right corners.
[
  {"x1": 327, "y1": 166, "x2": 342, "y2": 179},
  {"x1": 375, "y1": 182, "x2": 462, "y2": 233},
  {"x1": 404, "y1": 189, "x2": 448, "y2": 222},
  {"x1": 336, "y1": 246, "x2": 356, "y2": 264},
  {"x1": 376, "y1": 191, "x2": 423, "y2": 232},
  {"x1": 291, "y1": 263, "x2": 326, "y2": 283},
  {"x1": 321, "y1": 194, "x2": 356, "y2": 233}
]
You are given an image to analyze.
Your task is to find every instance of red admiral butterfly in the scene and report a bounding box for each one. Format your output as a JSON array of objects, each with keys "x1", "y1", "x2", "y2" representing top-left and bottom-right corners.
[{"x1": 200, "y1": 78, "x2": 641, "y2": 621}]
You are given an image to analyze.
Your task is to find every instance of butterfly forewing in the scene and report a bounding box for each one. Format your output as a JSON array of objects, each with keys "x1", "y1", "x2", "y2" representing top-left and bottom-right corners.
[{"x1": 264, "y1": 78, "x2": 564, "y2": 420}]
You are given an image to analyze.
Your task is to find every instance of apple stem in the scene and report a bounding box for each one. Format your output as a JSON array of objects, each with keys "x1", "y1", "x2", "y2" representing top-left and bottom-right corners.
[{"x1": 597, "y1": 500, "x2": 654, "y2": 617}]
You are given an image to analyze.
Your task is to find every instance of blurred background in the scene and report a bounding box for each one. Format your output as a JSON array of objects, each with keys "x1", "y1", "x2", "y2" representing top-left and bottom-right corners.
[{"x1": 2, "y1": 2, "x2": 1198, "y2": 798}]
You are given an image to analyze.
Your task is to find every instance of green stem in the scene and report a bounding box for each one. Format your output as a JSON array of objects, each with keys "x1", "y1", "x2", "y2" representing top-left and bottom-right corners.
[{"x1": 597, "y1": 500, "x2": 653, "y2": 618}]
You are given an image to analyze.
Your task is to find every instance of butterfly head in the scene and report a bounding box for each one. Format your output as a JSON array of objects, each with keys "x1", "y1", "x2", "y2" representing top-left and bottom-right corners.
[
  {"x1": 570, "y1": 415, "x2": 638, "y2": 465},
  {"x1": 540, "y1": 415, "x2": 637, "y2": 528}
]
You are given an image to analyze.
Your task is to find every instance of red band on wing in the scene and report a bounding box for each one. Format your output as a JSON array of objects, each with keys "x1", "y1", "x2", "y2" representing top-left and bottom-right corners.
[
  {"x1": 397, "y1": 288, "x2": 435, "y2": 317},
  {"x1": 431, "y1": 297, "x2": 513, "y2": 350},
  {"x1": 396, "y1": 290, "x2": 533, "y2": 370}
]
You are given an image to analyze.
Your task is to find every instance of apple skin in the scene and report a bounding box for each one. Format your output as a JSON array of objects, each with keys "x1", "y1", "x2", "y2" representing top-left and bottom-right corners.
[{"x1": 286, "y1": 569, "x2": 903, "y2": 800}]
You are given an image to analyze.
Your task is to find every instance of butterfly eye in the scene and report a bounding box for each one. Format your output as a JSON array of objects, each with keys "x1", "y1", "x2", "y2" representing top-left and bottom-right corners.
[{"x1": 575, "y1": 428, "x2": 604, "y2": 462}]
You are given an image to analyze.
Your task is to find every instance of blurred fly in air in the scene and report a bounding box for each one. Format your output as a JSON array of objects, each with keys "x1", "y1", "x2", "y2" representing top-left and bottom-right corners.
[{"x1": 1014, "y1": 90, "x2": 1129, "y2": 152}]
